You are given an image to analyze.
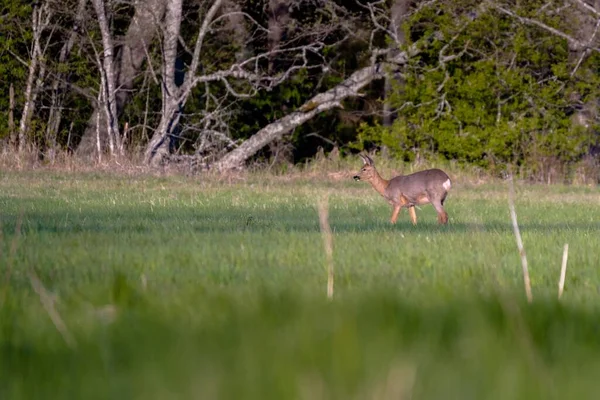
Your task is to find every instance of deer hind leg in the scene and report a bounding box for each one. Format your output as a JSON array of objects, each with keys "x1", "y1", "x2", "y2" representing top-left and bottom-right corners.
[
  {"x1": 408, "y1": 206, "x2": 417, "y2": 225},
  {"x1": 431, "y1": 199, "x2": 448, "y2": 224},
  {"x1": 440, "y1": 191, "x2": 448, "y2": 206},
  {"x1": 390, "y1": 204, "x2": 401, "y2": 224}
]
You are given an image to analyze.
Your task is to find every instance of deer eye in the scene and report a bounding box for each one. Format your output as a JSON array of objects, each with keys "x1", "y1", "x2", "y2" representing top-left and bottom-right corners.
[{"x1": 362, "y1": 168, "x2": 366, "y2": 171}]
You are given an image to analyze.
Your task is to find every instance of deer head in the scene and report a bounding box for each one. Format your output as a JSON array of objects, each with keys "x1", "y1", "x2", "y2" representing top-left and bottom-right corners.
[{"x1": 353, "y1": 154, "x2": 377, "y2": 181}]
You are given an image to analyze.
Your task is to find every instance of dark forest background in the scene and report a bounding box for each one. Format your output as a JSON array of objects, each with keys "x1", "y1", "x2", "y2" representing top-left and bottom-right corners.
[{"x1": 1, "y1": 0, "x2": 599, "y2": 181}]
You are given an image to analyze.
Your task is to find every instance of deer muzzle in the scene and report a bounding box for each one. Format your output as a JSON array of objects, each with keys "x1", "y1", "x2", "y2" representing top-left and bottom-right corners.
[{"x1": 353, "y1": 175, "x2": 361, "y2": 181}]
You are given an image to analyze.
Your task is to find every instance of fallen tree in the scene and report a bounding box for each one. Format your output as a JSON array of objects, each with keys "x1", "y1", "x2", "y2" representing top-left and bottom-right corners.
[{"x1": 213, "y1": 46, "x2": 418, "y2": 171}]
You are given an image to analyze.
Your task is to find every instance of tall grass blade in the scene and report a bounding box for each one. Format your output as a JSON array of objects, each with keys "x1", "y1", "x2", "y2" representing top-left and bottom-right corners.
[
  {"x1": 508, "y1": 176, "x2": 533, "y2": 303},
  {"x1": 558, "y1": 243, "x2": 569, "y2": 299},
  {"x1": 317, "y1": 194, "x2": 334, "y2": 299}
]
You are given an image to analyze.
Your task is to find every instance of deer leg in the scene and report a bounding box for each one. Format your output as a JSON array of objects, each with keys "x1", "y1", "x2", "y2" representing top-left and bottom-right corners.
[
  {"x1": 408, "y1": 206, "x2": 417, "y2": 225},
  {"x1": 431, "y1": 199, "x2": 448, "y2": 225},
  {"x1": 390, "y1": 204, "x2": 401, "y2": 224}
]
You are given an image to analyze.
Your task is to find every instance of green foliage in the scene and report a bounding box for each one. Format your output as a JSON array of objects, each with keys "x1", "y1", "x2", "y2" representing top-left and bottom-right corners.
[{"x1": 353, "y1": 0, "x2": 600, "y2": 178}]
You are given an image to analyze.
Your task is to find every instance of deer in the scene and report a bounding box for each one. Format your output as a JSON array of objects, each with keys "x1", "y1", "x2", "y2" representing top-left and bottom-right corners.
[{"x1": 353, "y1": 154, "x2": 452, "y2": 225}]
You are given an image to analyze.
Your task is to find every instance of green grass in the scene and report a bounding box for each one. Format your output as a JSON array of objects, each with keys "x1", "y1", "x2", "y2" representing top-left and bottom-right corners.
[{"x1": 1, "y1": 170, "x2": 600, "y2": 399}]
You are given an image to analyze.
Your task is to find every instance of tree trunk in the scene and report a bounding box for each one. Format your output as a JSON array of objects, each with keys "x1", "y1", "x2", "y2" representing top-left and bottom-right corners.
[
  {"x1": 223, "y1": 0, "x2": 251, "y2": 62},
  {"x1": 143, "y1": 0, "x2": 184, "y2": 164},
  {"x1": 214, "y1": 45, "x2": 417, "y2": 171},
  {"x1": 45, "y1": 0, "x2": 87, "y2": 161},
  {"x1": 9, "y1": 84, "x2": 16, "y2": 148},
  {"x1": 144, "y1": 0, "x2": 224, "y2": 165},
  {"x1": 91, "y1": 0, "x2": 121, "y2": 155},
  {"x1": 76, "y1": 0, "x2": 167, "y2": 157},
  {"x1": 268, "y1": 0, "x2": 289, "y2": 73},
  {"x1": 383, "y1": 0, "x2": 410, "y2": 127},
  {"x1": 18, "y1": 3, "x2": 51, "y2": 153}
]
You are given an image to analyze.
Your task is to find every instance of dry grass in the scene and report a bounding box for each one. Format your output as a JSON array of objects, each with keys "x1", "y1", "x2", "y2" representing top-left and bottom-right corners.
[
  {"x1": 317, "y1": 194, "x2": 335, "y2": 299},
  {"x1": 558, "y1": 243, "x2": 569, "y2": 300},
  {"x1": 2, "y1": 147, "x2": 598, "y2": 193},
  {"x1": 508, "y1": 177, "x2": 533, "y2": 303}
]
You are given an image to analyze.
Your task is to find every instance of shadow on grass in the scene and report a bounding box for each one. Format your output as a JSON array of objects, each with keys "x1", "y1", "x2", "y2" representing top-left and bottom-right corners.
[{"x1": 1, "y1": 207, "x2": 599, "y2": 236}]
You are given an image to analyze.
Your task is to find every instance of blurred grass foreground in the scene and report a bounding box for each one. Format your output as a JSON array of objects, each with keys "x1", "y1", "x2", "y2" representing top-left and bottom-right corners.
[{"x1": 1, "y1": 170, "x2": 600, "y2": 399}]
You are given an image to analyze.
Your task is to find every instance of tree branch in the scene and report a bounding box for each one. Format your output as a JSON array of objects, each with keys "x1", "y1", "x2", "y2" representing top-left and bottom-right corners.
[
  {"x1": 189, "y1": 0, "x2": 224, "y2": 77},
  {"x1": 493, "y1": 3, "x2": 600, "y2": 52},
  {"x1": 571, "y1": 0, "x2": 600, "y2": 17},
  {"x1": 214, "y1": 43, "x2": 419, "y2": 171}
]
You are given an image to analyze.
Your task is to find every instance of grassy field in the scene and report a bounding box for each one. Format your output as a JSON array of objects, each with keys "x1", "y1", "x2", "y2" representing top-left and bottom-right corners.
[{"x1": 1, "y1": 169, "x2": 600, "y2": 399}]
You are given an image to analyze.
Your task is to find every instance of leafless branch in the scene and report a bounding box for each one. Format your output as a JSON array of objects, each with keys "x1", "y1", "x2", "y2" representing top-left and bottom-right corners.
[
  {"x1": 211, "y1": 10, "x2": 269, "y2": 34},
  {"x1": 306, "y1": 132, "x2": 338, "y2": 147},
  {"x1": 190, "y1": 0, "x2": 224, "y2": 76},
  {"x1": 493, "y1": 3, "x2": 600, "y2": 52},
  {"x1": 360, "y1": 0, "x2": 398, "y2": 44},
  {"x1": 571, "y1": 17, "x2": 600, "y2": 76},
  {"x1": 572, "y1": 0, "x2": 600, "y2": 17},
  {"x1": 91, "y1": 0, "x2": 121, "y2": 155}
]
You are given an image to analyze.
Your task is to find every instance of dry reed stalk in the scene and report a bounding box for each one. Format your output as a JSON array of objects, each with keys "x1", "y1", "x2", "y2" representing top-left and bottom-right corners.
[
  {"x1": 558, "y1": 243, "x2": 569, "y2": 299},
  {"x1": 317, "y1": 194, "x2": 334, "y2": 299},
  {"x1": 507, "y1": 176, "x2": 533, "y2": 303},
  {"x1": 0, "y1": 212, "x2": 23, "y2": 308},
  {"x1": 141, "y1": 273, "x2": 148, "y2": 291},
  {"x1": 28, "y1": 268, "x2": 77, "y2": 349}
]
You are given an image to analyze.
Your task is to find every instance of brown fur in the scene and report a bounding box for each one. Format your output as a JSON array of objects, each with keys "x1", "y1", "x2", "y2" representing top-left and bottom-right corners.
[{"x1": 353, "y1": 154, "x2": 452, "y2": 225}]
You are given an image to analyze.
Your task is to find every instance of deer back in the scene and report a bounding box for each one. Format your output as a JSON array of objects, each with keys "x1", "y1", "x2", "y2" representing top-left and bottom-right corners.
[{"x1": 386, "y1": 168, "x2": 451, "y2": 204}]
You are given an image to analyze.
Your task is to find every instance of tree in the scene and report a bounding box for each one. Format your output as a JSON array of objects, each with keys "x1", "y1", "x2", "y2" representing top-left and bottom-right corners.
[
  {"x1": 143, "y1": 0, "x2": 349, "y2": 165},
  {"x1": 17, "y1": 1, "x2": 52, "y2": 153},
  {"x1": 0, "y1": 0, "x2": 598, "y2": 179},
  {"x1": 76, "y1": 0, "x2": 167, "y2": 158}
]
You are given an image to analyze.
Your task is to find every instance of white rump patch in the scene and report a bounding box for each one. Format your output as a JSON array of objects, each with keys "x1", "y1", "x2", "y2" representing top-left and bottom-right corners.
[{"x1": 442, "y1": 179, "x2": 452, "y2": 191}]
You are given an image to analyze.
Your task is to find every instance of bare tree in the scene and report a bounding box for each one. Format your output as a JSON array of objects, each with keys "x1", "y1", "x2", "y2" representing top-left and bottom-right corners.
[
  {"x1": 17, "y1": 2, "x2": 53, "y2": 153},
  {"x1": 213, "y1": 0, "x2": 428, "y2": 171},
  {"x1": 44, "y1": 0, "x2": 88, "y2": 161},
  {"x1": 268, "y1": 0, "x2": 290, "y2": 73},
  {"x1": 214, "y1": 44, "x2": 419, "y2": 171},
  {"x1": 76, "y1": 0, "x2": 167, "y2": 157},
  {"x1": 144, "y1": 0, "x2": 226, "y2": 164},
  {"x1": 143, "y1": 0, "x2": 343, "y2": 165},
  {"x1": 91, "y1": 0, "x2": 121, "y2": 156}
]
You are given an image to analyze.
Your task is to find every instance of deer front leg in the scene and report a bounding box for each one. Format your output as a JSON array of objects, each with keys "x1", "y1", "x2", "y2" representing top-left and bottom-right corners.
[
  {"x1": 408, "y1": 206, "x2": 417, "y2": 225},
  {"x1": 390, "y1": 204, "x2": 401, "y2": 224}
]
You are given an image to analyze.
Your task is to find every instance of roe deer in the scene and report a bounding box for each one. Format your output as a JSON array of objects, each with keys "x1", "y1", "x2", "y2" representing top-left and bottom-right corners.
[{"x1": 353, "y1": 154, "x2": 452, "y2": 225}]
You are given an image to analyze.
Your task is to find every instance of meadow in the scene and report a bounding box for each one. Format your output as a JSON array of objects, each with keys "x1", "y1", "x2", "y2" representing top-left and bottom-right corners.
[{"x1": 1, "y1": 168, "x2": 600, "y2": 399}]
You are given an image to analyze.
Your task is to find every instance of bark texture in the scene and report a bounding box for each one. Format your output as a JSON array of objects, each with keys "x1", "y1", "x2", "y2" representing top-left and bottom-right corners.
[
  {"x1": 77, "y1": 0, "x2": 167, "y2": 157},
  {"x1": 45, "y1": 0, "x2": 87, "y2": 159},
  {"x1": 144, "y1": 0, "x2": 225, "y2": 164},
  {"x1": 383, "y1": 0, "x2": 411, "y2": 127},
  {"x1": 18, "y1": 3, "x2": 51, "y2": 152}
]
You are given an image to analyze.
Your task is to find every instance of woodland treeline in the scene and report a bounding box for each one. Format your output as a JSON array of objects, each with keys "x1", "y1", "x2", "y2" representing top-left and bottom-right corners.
[{"x1": 0, "y1": 0, "x2": 599, "y2": 179}]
